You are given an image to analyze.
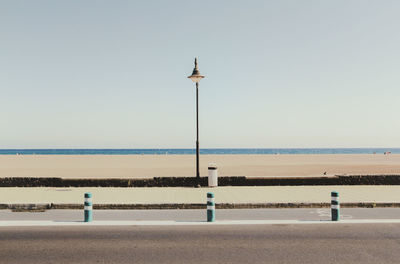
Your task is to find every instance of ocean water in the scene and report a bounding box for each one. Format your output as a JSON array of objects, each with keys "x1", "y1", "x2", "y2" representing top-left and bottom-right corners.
[{"x1": 0, "y1": 148, "x2": 399, "y2": 155}]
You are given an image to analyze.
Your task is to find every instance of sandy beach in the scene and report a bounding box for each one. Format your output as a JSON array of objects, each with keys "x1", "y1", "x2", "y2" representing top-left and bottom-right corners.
[
  {"x1": 0, "y1": 154, "x2": 399, "y2": 178},
  {"x1": 2, "y1": 186, "x2": 400, "y2": 204}
]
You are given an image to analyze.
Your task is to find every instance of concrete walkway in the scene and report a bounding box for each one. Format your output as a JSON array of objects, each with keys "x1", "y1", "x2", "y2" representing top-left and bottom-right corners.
[
  {"x1": 1, "y1": 186, "x2": 400, "y2": 204},
  {"x1": 2, "y1": 219, "x2": 400, "y2": 227}
]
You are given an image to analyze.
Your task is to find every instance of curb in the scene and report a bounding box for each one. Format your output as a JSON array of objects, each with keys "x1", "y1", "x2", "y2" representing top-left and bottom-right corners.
[
  {"x1": 3, "y1": 219, "x2": 400, "y2": 227},
  {"x1": 2, "y1": 202, "x2": 400, "y2": 211}
]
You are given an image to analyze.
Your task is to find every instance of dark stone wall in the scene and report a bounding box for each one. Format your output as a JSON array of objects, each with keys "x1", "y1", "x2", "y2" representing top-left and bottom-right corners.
[
  {"x1": 3, "y1": 202, "x2": 400, "y2": 211},
  {"x1": 1, "y1": 175, "x2": 400, "y2": 187}
]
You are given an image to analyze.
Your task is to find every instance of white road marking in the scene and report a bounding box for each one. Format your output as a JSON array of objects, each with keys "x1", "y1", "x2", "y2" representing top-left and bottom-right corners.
[
  {"x1": 316, "y1": 209, "x2": 330, "y2": 217},
  {"x1": 0, "y1": 219, "x2": 399, "y2": 227},
  {"x1": 315, "y1": 209, "x2": 353, "y2": 219},
  {"x1": 341, "y1": 214, "x2": 353, "y2": 219}
]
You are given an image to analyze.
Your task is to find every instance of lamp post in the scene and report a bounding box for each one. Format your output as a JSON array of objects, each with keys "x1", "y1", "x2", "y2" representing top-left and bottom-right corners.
[{"x1": 188, "y1": 58, "x2": 205, "y2": 179}]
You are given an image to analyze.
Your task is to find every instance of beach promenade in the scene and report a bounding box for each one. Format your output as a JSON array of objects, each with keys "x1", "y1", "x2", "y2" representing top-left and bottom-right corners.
[
  {"x1": 2, "y1": 154, "x2": 400, "y2": 208},
  {"x1": 1, "y1": 186, "x2": 400, "y2": 206},
  {"x1": 2, "y1": 156, "x2": 400, "y2": 264}
]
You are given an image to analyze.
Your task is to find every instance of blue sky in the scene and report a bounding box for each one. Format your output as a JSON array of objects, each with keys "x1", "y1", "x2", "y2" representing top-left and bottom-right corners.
[{"x1": 1, "y1": 0, "x2": 399, "y2": 148}]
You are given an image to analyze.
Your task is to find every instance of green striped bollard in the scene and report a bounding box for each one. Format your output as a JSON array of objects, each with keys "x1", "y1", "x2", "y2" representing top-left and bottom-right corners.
[
  {"x1": 207, "y1": 192, "x2": 215, "y2": 222},
  {"x1": 84, "y1": 192, "x2": 93, "y2": 222},
  {"x1": 331, "y1": 191, "x2": 340, "y2": 221}
]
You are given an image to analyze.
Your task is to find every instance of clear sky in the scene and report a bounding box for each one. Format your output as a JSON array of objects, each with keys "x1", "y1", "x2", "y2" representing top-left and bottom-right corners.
[{"x1": 1, "y1": 1, "x2": 399, "y2": 148}]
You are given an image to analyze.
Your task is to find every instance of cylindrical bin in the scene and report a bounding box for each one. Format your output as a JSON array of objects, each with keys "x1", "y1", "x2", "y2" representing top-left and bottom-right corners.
[
  {"x1": 84, "y1": 192, "x2": 93, "y2": 222},
  {"x1": 208, "y1": 164, "x2": 218, "y2": 187},
  {"x1": 207, "y1": 192, "x2": 215, "y2": 222},
  {"x1": 331, "y1": 191, "x2": 340, "y2": 221}
]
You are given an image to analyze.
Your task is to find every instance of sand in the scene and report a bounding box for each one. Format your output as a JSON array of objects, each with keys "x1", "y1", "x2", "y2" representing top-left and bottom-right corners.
[
  {"x1": 0, "y1": 154, "x2": 399, "y2": 178},
  {"x1": 1, "y1": 186, "x2": 400, "y2": 204}
]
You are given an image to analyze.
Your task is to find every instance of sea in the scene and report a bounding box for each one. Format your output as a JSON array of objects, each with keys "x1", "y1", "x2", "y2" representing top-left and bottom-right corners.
[{"x1": 0, "y1": 148, "x2": 399, "y2": 155}]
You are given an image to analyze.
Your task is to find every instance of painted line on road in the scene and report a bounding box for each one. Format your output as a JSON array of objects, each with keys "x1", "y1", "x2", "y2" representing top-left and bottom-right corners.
[{"x1": 1, "y1": 219, "x2": 400, "y2": 227}]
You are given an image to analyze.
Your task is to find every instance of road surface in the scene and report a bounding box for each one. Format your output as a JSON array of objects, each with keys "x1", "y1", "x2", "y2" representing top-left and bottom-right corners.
[
  {"x1": 1, "y1": 224, "x2": 399, "y2": 264},
  {"x1": 1, "y1": 209, "x2": 400, "y2": 263}
]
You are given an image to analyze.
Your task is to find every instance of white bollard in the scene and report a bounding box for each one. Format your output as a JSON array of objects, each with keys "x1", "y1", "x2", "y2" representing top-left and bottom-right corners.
[
  {"x1": 208, "y1": 164, "x2": 218, "y2": 187},
  {"x1": 331, "y1": 191, "x2": 340, "y2": 221},
  {"x1": 84, "y1": 192, "x2": 93, "y2": 222},
  {"x1": 207, "y1": 192, "x2": 215, "y2": 222}
]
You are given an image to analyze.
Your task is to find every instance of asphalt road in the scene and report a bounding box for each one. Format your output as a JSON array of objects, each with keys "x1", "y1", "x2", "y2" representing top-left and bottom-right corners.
[
  {"x1": 1, "y1": 208, "x2": 400, "y2": 221},
  {"x1": 1, "y1": 224, "x2": 400, "y2": 264}
]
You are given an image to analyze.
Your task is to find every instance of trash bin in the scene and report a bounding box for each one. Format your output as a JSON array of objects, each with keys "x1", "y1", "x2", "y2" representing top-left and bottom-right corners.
[{"x1": 208, "y1": 164, "x2": 218, "y2": 187}]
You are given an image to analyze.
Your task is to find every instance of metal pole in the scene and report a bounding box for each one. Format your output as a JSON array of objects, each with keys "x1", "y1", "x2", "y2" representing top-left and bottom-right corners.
[{"x1": 196, "y1": 82, "x2": 200, "y2": 179}]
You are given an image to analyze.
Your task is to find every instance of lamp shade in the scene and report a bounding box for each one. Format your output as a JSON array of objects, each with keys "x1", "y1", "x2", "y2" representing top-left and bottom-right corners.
[{"x1": 188, "y1": 58, "x2": 204, "y2": 83}]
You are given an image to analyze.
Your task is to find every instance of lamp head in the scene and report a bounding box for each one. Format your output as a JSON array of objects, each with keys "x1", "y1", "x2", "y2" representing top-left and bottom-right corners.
[{"x1": 188, "y1": 58, "x2": 205, "y2": 83}]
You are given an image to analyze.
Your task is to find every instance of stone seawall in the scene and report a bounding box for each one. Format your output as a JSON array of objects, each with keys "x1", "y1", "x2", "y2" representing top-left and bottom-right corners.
[
  {"x1": 3, "y1": 202, "x2": 400, "y2": 211},
  {"x1": 1, "y1": 175, "x2": 400, "y2": 187}
]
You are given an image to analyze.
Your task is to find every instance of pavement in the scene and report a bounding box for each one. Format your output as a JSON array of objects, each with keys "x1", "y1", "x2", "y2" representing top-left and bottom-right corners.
[
  {"x1": 4, "y1": 219, "x2": 400, "y2": 227},
  {"x1": 2, "y1": 208, "x2": 400, "y2": 221},
  {"x1": 1, "y1": 186, "x2": 400, "y2": 205},
  {"x1": 1, "y1": 224, "x2": 400, "y2": 264},
  {"x1": 1, "y1": 208, "x2": 400, "y2": 226}
]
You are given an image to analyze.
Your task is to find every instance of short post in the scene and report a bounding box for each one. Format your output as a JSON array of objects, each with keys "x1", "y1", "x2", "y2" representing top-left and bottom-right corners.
[
  {"x1": 208, "y1": 163, "x2": 218, "y2": 187},
  {"x1": 331, "y1": 191, "x2": 340, "y2": 221},
  {"x1": 84, "y1": 192, "x2": 93, "y2": 222},
  {"x1": 207, "y1": 192, "x2": 215, "y2": 222}
]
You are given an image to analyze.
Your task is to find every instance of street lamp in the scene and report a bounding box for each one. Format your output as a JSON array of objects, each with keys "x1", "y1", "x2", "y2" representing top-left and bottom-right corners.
[{"x1": 188, "y1": 58, "x2": 205, "y2": 179}]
